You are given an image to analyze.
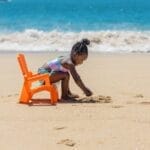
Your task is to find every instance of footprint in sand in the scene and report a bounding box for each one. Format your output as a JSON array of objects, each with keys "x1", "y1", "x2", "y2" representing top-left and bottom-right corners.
[
  {"x1": 77, "y1": 95, "x2": 112, "y2": 103},
  {"x1": 0, "y1": 93, "x2": 19, "y2": 99},
  {"x1": 7, "y1": 93, "x2": 19, "y2": 97},
  {"x1": 112, "y1": 105, "x2": 124, "y2": 108},
  {"x1": 140, "y1": 101, "x2": 150, "y2": 105},
  {"x1": 134, "y1": 94, "x2": 144, "y2": 98},
  {"x1": 54, "y1": 126, "x2": 66, "y2": 130},
  {"x1": 7, "y1": 94, "x2": 12, "y2": 97},
  {"x1": 57, "y1": 139, "x2": 76, "y2": 147}
]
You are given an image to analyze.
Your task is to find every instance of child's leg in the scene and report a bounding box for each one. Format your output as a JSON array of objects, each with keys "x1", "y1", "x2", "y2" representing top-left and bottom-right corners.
[
  {"x1": 68, "y1": 90, "x2": 79, "y2": 98},
  {"x1": 50, "y1": 72, "x2": 70, "y2": 99}
]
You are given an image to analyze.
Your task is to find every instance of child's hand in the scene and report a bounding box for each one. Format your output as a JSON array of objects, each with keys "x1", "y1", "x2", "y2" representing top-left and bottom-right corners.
[{"x1": 84, "y1": 88, "x2": 93, "y2": 97}]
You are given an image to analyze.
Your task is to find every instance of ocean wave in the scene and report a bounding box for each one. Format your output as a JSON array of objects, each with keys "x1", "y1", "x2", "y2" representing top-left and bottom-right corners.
[{"x1": 0, "y1": 29, "x2": 150, "y2": 53}]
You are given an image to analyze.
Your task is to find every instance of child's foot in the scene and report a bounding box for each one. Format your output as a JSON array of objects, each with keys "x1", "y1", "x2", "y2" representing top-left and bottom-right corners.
[
  {"x1": 60, "y1": 95, "x2": 78, "y2": 103},
  {"x1": 68, "y1": 91, "x2": 79, "y2": 98},
  {"x1": 61, "y1": 95, "x2": 73, "y2": 100},
  {"x1": 68, "y1": 93, "x2": 79, "y2": 98}
]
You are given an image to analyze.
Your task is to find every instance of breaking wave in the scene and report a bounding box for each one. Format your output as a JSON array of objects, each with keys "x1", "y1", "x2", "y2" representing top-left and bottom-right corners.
[{"x1": 0, "y1": 29, "x2": 150, "y2": 53}]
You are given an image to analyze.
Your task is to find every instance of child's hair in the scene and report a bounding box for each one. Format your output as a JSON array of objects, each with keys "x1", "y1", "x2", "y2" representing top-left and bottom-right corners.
[{"x1": 71, "y1": 39, "x2": 90, "y2": 56}]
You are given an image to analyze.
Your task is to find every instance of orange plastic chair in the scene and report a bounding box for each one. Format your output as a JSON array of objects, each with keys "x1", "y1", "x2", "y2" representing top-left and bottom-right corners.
[{"x1": 17, "y1": 53, "x2": 58, "y2": 105}]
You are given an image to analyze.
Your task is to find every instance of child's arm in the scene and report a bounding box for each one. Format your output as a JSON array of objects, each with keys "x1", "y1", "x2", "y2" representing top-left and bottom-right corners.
[{"x1": 63, "y1": 63, "x2": 92, "y2": 96}]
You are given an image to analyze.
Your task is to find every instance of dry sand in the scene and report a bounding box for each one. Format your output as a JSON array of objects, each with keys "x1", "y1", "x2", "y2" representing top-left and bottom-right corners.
[{"x1": 0, "y1": 52, "x2": 150, "y2": 150}]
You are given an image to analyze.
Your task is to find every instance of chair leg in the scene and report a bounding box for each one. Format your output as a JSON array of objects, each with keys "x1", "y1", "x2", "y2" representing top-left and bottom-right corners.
[
  {"x1": 50, "y1": 86, "x2": 58, "y2": 105},
  {"x1": 19, "y1": 83, "x2": 30, "y2": 104}
]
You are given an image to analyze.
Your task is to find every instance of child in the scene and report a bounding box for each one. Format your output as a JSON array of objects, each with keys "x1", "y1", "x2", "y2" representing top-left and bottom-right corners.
[{"x1": 38, "y1": 38, "x2": 93, "y2": 100}]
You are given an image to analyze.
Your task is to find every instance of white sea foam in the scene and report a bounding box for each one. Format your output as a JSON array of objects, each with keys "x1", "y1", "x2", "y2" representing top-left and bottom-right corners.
[{"x1": 0, "y1": 29, "x2": 150, "y2": 53}]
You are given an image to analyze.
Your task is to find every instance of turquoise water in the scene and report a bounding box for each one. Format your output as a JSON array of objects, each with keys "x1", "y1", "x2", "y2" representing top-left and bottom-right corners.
[
  {"x1": 0, "y1": 0, "x2": 150, "y2": 32},
  {"x1": 0, "y1": 0, "x2": 150, "y2": 52}
]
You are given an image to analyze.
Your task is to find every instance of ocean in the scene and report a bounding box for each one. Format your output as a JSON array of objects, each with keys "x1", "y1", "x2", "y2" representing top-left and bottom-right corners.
[{"x1": 0, "y1": 0, "x2": 150, "y2": 52}]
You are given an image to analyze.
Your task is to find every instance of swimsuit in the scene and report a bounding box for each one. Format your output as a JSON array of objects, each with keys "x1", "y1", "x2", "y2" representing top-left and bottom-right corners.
[{"x1": 38, "y1": 56, "x2": 73, "y2": 75}]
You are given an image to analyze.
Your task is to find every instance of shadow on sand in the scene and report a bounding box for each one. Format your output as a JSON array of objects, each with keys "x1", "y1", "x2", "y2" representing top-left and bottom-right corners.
[{"x1": 27, "y1": 95, "x2": 112, "y2": 106}]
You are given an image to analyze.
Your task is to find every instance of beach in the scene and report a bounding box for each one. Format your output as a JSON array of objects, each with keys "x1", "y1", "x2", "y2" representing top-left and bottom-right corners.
[
  {"x1": 0, "y1": 52, "x2": 150, "y2": 150},
  {"x1": 1, "y1": 0, "x2": 150, "y2": 149}
]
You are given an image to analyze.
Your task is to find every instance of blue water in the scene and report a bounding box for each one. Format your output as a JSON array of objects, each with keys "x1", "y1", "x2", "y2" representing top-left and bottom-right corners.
[
  {"x1": 0, "y1": 0, "x2": 150, "y2": 32},
  {"x1": 0, "y1": 0, "x2": 150, "y2": 52}
]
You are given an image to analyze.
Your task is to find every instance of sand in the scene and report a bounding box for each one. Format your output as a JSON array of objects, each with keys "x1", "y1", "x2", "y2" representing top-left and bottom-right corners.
[{"x1": 0, "y1": 52, "x2": 150, "y2": 150}]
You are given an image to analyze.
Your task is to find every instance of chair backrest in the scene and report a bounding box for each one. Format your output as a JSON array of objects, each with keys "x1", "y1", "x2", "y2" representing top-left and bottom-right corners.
[{"x1": 17, "y1": 53, "x2": 29, "y2": 76}]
